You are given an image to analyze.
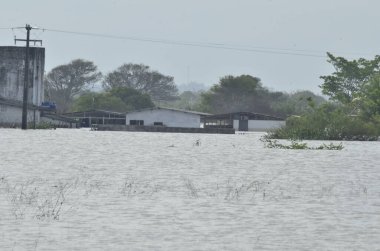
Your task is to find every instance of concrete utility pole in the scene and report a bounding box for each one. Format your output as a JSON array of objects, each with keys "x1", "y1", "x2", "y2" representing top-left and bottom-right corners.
[
  {"x1": 21, "y1": 24, "x2": 32, "y2": 129},
  {"x1": 14, "y1": 24, "x2": 42, "y2": 129}
]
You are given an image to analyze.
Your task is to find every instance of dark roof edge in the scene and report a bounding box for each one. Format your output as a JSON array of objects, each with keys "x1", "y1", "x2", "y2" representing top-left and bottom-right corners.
[
  {"x1": 204, "y1": 111, "x2": 285, "y2": 120},
  {"x1": 127, "y1": 106, "x2": 211, "y2": 116},
  {"x1": 63, "y1": 109, "x2": 127, "y2": 116}
]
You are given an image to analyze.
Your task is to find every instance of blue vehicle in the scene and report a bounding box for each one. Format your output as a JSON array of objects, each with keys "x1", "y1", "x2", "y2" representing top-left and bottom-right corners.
[{"x1": 41, "y1": 101, "x2": 57, "y2": 110}]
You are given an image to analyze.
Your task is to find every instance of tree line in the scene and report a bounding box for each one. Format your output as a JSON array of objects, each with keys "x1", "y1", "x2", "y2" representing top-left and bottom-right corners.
[
  {"x1": 44, "y1": 59, "x2": 328, "y2": 118},
  {"x1": 45, "y1": 61, "x2": 178, "y2": 113},
  {"x1": 44, "y1": 53, "x2": 380, "y2": 139}
]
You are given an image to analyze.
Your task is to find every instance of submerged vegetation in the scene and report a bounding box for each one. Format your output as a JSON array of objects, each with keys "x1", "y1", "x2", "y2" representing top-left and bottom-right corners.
[
  {"x1": 32, "y1": 122, "x2": 57, "y2": 130},
  {"x1": 261, "y1": 137, "x2": 344, "y2": 150}
]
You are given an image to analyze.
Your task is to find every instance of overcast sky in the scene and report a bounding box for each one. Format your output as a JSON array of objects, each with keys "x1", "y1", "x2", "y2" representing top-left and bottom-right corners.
[{"x1": 1, "y1": 0, "x2": 380, "y2": 94}]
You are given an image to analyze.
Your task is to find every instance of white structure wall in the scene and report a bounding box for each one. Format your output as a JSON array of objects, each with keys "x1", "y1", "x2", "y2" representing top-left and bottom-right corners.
[
  {"x1": 248, "y1": 120, "x2": 285, "y2": 131},
  {"x1": 0, "y1": 47, "x2": 45, "y2": 106},
  {"x1": 126, "y1": 108, "x2": 201, "y2": 128},
  {"x1": 233, "y1": 120, "x2": 239, "y2": 130},
  {"x1": 0, "y1": 46, "x2": 45, "y2": 126},
  {"x1": 233, "y1": 119, "x2": 285, "y2": 131},
  {"x1": 0, "y1": 104, "x2": 39, "y2": 125}
]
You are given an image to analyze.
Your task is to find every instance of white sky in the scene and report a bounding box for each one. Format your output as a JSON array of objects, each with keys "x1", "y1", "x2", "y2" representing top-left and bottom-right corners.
[{"x1": 1, "y1": 0, "x2": 380, "y2": 94}]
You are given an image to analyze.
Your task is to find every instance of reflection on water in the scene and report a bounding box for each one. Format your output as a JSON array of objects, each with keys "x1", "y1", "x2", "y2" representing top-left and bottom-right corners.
[{"x1": 0, "y1": 129, "x2": 379, "y2": 250}]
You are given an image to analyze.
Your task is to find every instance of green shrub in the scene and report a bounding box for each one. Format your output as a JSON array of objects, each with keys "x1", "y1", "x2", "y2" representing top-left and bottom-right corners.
[
  {"x1": 28, "y1": 122, "x2": 56, "y2": 129},
  {"x1": 267, "y1": 104, "x2": 380, "y2": 141}
]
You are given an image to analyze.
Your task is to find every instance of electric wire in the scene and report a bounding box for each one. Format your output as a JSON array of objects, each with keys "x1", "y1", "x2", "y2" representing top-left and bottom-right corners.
[
  {"x1": 2, "y1": 26, "x2": 378, "y2": 58},
  {"x1": 37, "y1": 28, "x2": 380, "y2": 58},
  {"x1": 41, "y1": 28, "x2": 326, "y2": 58}
]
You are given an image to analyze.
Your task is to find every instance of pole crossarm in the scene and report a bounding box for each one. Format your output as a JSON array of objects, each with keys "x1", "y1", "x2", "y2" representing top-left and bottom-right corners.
[{"x1": 14, "y1": 38, "x2": 42, "y2": 46}]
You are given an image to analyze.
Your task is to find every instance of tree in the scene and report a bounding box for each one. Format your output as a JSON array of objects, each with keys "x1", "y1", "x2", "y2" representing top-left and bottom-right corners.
[
  {"x1": 71, "y1": 87, "x2": 154, "y2": 112},
  {"x1": 72, "y1": 92, "x2": 128, "y2": 112},
  {"x1": 267, "y1": 53, "x2": 380, "y2": 141},
  {"x1": 45, "y1": 59, "x2": 102, "y2": 113},
  {"x1": 269, "y1": 102, "x2": 379, "y2": 141},
  {"x1": 178, "y1": 82, "x2": 207, "y2": 92},
  {"x1": 103, "y1": 63, "x2": 178, "y2": 102},
  {"x1": 360, "y1": 74, "x2": 380, "y2": 118},
  {"x1": 109, "y1": 87, "x2": 154, "y2": 110},
  {"x1": 271, "y1": 90, "x2": 326, "y2": 117},
  {"x1": 320, "y1": 52, "x2": 380, "y2": 104},
  {"x1": 163, "y1": 91, "x2": 202, "y2": 111},
  {"x1": 199, "y1": 75, "x2": 275, "y2": 114}
]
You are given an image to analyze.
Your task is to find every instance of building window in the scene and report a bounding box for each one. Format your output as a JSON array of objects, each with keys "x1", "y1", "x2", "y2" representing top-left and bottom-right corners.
[
  {"x1": 154, "y1": 122, "x2": 163, "y2": 126},
  {"x1": 130, "y1": 120, "x2": 144, "y2": 126}
]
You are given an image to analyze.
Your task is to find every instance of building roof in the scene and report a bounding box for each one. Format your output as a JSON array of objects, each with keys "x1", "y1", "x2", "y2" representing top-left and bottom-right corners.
[
  {"x1": 203, "y1": 111, "x2": 285, "y2": 121},
  {"x1": 63, "y1": 109, "x2": 126, "y2": 118},
  {"x1": 126, "y1": 106, "x2": 211, "y2": 116}
]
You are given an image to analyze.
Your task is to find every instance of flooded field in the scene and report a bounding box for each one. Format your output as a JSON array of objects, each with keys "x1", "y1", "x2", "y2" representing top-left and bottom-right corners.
[{"x1": 0, "y1": 128, "x2": 379, "y2": 250}]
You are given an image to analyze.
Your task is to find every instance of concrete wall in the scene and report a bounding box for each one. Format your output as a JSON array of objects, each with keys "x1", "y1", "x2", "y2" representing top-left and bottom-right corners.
[
  {"x1": 233, "y1": 119, "x2": 286, "y2": 131},
  {"x1": 0, "y1": 46, "x2": 45, "y2": 126},
  {"x1": 126, "y1": 109, "x2": 201, "y2": 128},
  {"x1": 233, "y1": 120, "x2": 239, "y2": 130},
  {"x1": 97, "y1": 124, "x2": 235, "y2": 134},
  {"x1": 0, "y1": 46, "x2": 45, "y2": 106},
  {"x1": 40, "y1": 117, "x2": 75, "y2": 128},
  {"x1": 0, "y1": 104, "x2": 39, "y2": 126},
  {"x1": 248, "y1": 120, "x2": 285, "y2": 131}
]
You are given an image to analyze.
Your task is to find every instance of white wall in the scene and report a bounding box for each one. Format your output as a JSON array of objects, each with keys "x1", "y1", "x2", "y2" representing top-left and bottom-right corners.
[
  {"x1": 233, "y1": 119, "x2": 285, "y2": 131},
  {"x1": 233, "y1": 120, "x2": 239, "y2": 130},
  {"x1": 0, "y1": 47, "x2": 45, "y2": 106},
  {"x1": 0, "y1": 104, "x2": 40, "y2": 125},
  {"x1": 126, "y1": 109, "x2": 201, "y2": 128},
  {"x1": 248, "y1": 120, "x2": 285, "y2": 131},
  {"x1": 0, "y1": 47, "x2": 45, "y2": 126}
]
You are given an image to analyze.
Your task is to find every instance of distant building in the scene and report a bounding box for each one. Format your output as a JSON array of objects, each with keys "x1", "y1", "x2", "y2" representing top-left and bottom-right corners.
[
  {"x1": 63, "y1": 110, "x2": 127, "y2": 127},
  {"x1": 126, "y1": 107, "x2": 209, "y2": 128},
  {"x1": 203, "y1": 112, "x2": 285, "y2": 132},
  {"x1": 0, "y1": 46, "x2": 45, "y2": 126}
]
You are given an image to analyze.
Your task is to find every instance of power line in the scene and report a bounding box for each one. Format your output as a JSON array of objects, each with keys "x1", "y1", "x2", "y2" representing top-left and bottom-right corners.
[
  {"x1": 2, "y1": 26, "x2": 377, "y2": 58},
  {"x1": 41, "y1": 28, "x2": 380, "y2": 58},
  {"x1": 41, "y1": 28, "x2": 326, "y2": 58}
]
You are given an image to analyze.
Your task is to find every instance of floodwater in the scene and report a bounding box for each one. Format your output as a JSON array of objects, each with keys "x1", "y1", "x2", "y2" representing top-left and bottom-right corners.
[{"x1": 0, "y1": 129, "x2": 379, "y2": 250}]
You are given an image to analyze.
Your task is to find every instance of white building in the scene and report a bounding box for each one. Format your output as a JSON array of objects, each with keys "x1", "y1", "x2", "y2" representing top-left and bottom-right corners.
[
  {"x1": 0, "y1": 46, "x2": 45, "y2": 126},
  {"x1": 126, "y1": 107, "x2": 209, "y2": 128},
  {"x1": 203, "y1": 112, "x2": 286, "y2": 132}
]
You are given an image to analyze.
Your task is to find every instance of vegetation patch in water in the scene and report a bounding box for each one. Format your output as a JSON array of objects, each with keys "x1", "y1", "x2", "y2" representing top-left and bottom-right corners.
[{"x1": 261, "y1": 138, "x2": 343, "y2": 150}]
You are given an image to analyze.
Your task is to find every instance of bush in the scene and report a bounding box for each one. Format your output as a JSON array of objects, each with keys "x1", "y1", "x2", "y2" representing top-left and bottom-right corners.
[
  {"x1": 28, "y1": 122, "x2": 56, "y2": 130},
  {"x1": 267, "y1": 104, "x2": 380, "y2": 141}
]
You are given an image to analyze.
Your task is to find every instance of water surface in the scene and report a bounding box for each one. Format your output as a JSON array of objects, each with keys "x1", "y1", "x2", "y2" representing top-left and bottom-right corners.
[{"x1": 0, "y1": 129, "x2": 379, "y2": 250}]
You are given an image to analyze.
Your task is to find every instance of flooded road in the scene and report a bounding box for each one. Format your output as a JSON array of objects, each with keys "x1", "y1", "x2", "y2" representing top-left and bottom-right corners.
[{"x1": 0, "y1": 129, "x2": 379, "y2": 250}]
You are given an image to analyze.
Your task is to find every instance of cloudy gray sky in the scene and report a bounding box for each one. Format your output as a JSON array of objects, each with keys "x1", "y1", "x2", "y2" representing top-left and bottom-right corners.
[{"x1": 1, "y1": 0, "x2": 379, "y2": 94}]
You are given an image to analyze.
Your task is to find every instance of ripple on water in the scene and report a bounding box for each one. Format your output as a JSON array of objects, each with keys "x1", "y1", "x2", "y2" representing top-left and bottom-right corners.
[{"x1": 0, "y1": 129, "x2": 379, "y2": 250}]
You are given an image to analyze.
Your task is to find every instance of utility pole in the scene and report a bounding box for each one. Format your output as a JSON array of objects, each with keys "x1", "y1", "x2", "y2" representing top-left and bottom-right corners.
[
  {"x1": 21, "y1": 24, "x2": 31, "y2": 129},
  {"x1": 14, "y1": 24, "x2": 42, "y2": 129}
]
